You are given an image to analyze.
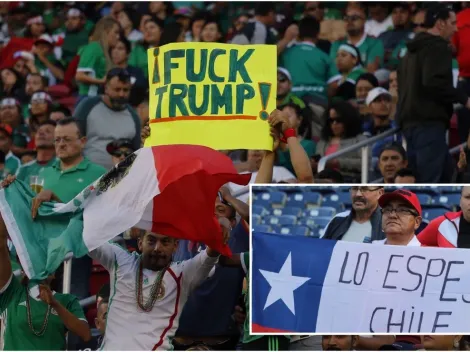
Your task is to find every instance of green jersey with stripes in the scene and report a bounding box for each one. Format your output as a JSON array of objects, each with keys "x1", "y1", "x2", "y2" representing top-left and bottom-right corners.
[
  {"x1": 77, "y1": 41, "x2": 106, "y2": 96},
  {"x1": 0, "y1": 275, "x2": 86, "y2": 350},
  {"x1": 280, "y1": 41, "x2": 341, "y2": 99},
  {"x1": 330, "y1": 34, "x2": 385, "y2": 68},
  {"x1": 342, "y1": 66, "x2": 367, "y2": 85},
  {"x1": 5, "y1": 151, "x2": 21, "y2": 176},
  {"x1": 17, "y1": 158, "x2": 56, "y2": 183}
]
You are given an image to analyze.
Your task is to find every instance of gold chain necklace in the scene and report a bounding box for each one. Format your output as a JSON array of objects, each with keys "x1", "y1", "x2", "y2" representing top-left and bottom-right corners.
[
  {"x1": 25, "y1": 287, "x2": 51, "y2": 337},
  {"x1": 135, "y1": 259, "x2": 169, "y2": 312}
]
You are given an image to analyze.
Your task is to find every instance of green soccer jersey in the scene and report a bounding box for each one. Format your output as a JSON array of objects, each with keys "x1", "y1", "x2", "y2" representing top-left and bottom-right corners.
[
  {"x1": 0, "y1": 276, "x2": 86, "y2": 350},
  {"x1": 5, "y1": 152, "x2": 21, "y2": 176},
  {"x1": 344, "y1": 66, "x2": 367, "y2": 84},
  {"x1": 280, "y1": 42, "x2": 341, "y2": 99},
  {"x1": 277, "y1": 139, "x2": 316, "y2": 175},
  {"x1": 330, "y1": 34, "x2": 385, "y2": 68},
  {"x1": 129, "y1": 43, "x2": 149, "y2": 79},
  {"x1": 77, "y1": 41, "x2": 106, "y2": 96},
  {"x1": 17, "y1": 158, "x2": 56, "y2": 183}
]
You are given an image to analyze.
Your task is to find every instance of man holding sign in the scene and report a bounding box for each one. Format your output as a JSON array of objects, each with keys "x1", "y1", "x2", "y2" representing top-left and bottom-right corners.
[{"x1": 145, "y1": 42, "x2": 276, "y2": 151}]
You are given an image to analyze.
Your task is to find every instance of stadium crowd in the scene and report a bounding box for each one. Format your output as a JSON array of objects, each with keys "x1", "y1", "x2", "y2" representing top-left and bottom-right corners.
[{"x1": 0, "y1": 1, "x2": 469, "y2": 351}]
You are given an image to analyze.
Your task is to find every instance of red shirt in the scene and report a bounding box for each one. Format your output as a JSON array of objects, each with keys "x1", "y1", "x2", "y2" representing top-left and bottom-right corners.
[{"x1": 453, "y1": 9, "x2": 470, "y2": 78}]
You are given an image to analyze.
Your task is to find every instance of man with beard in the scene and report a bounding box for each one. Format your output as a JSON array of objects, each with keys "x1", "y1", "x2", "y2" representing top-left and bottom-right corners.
[
  {"x1": 17, "y1": 120, "x2": 56, "y2": 183},
  {"x1": 322, "y1": 336, "x2": 358, "y2": 351},
  {"x1": 0, "y1": 98, "x2": 29, "y2": 155},
  {"x1": 330, "y1": 4, "x2": 385, "y2": 73},
  {"x1": 60, "y1": 8, "x2": 93, "y2": 67},
  {"x1": 363, "y1": 87, "x2": 400, "y2": 158},
  {"x1": 322, "y1": 186, "x2": 385, "y2": 243},
  {"x1": 75, "y1": 68, "x2": 141, "y2": 170}
]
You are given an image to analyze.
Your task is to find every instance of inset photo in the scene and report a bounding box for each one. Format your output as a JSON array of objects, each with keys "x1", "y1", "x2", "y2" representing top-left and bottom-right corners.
[{"x1": 250, "y1": 185, "x2": 470, "y2": 334}]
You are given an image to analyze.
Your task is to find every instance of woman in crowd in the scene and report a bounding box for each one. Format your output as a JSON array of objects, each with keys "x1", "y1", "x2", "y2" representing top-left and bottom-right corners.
[
  {"x1": 159, "y1": 22, "x2": 186, "y2": 46},
  {"x1": 129, "y1": 16, "x2": 164, "y2": 79},
  {"x1": 200, "y1": 18, "x2": 223, "y2": 43},
  {"x1": 315, "y1": 101, "x2": 368, "y2": 182},
  {"x1": 421, "y1": 335, "x2": 465, "y2": 350},
  {"x1": 75, "y1": 16, "x2": 120, "y2": 101},
  {"x1": 355, "y1": 72, "x2": 379, "y2": 104},
  {"x1": 335, "y1": 43, "x2": 366, "y2": 101},
  {"x1": 185, "y1": 12, "x2": 207, "y2": 42},
  {"x1": 117, "y1": 8, "x2": 143, "y2": 46},
  {"x1": 0, "y1": 68, "x2": 25, "y2": 99}
]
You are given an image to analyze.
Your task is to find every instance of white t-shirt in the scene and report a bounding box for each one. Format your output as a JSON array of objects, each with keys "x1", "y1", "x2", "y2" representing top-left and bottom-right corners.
[
  {"x1": 341, "y1": 220, "x2": 372, "y2": 243},
  {"x1": 365, "y1": 16, "x2": 394, "y2": 37},
  {"x1": 373, "y1": 236, "x2": 421, "y2": 246},
  {"x1": 89, "y1": 243, "x2": 218, "y2": 351},
  {"x1": 228, "y1": 166, "x2": 296, "y2": 203}
]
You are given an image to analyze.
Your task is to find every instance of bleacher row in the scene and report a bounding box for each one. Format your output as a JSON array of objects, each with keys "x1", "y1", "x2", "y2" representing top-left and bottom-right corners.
[{"x1": 252, "y1": 186, "x2": 461, "y2": 238}]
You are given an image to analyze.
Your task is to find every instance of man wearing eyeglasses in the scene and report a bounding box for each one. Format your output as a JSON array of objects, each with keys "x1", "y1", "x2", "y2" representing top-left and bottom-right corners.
[
  {"x1": 322, "y1": 186, "x2": 385, "y2": 243},
  {"x1": 75, "y1": 68, "x2": 142, "y2": 170}
]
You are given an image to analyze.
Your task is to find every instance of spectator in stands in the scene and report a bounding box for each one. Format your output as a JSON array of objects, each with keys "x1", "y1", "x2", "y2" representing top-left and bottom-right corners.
[
  {"x1": 49, "y1": 105, "x2": 70, "y2": 122},
  {"x1": 12, "y1": 52, "x2": 36, "y2": 80},
  {"x1": 388, "y1": 8, "x2": 427, "y2": 70},
  {"x1": 22, "y1": 73, "x2": 47, "y2": 118},
  {"x1": 39, "y1": 118, "x2": 106, "y2": 301},
  {"x1": 315, "y1": 101, "x2": 368, "y2": 182},
  {"x1": 321, "y1": 336, "x2": 358, "y2": 351},
  {"x1": 231, "y1": 3, "x2": 278, "y2": 46},
  {"x1": 0, "y1": 98, "x2": 29, "y2": 155},
  {"x1": 75, "y1": 16, "x2": 120, "y2": 101},
  {"x1": 174, "y1": 187, "x2": 249, "y2": 351},
  {"x1": 331, "y1": 3, "x2": 385, "y2": 73},
  {"x1": 379, "y1": 3, "x2": 412, "y2": 62},
  {"x1": 159, "y1": 22, "x2": 186, "y2": 46},
  {"x1": 226, "y1": 13, "x2": 249, "y2": 42},
  {"x1": 0, "y1": 189, "x2": 91, "y2": 349},
  {"x1": 0, "y1": 124, "x2": 21, "y2": 176},
  {"x1": 420, "y1": 336, "x2": 464, "y2": 351},
  {"x1": 32, "y1": 34, "x2": 64, "y2": 85},
  {"x1": 314, "y1": 168, "x2": 344, "y2": 183},
  {"x1": 418, "y1": 186, "x2": 470, "y2": 248},
  {"x1": 75, "y1": 68, "x2": 141, "y2": 170},
  {"x1": 129, "y1": 16, "x2": 164, "y2": 79},
  {"x1": 94, "y1": 298, "x2": 108, "y2": 349},
  {"x1": 322, "y1": 186, "x2": 385, "y2": 243},
  {"x1": 388, "y1": 69, "x2": 398, "y2": 117},
  {"x1": 19, "y1": 150, "x2": 36, "y2": 165},
  {"x1": 110, "y1": 35, "x2": 147, "y2": 107},
  {"x1": 61, "y1": 8, "x2": 91, "y2": 67},
  {"x1": 355, "y1": 72, "x2": 379, "y2": 103},
  {"x1": 17, "y1": 120, "x2": 56, "y2": 183},
  {"x1": 365, "y1": 2, "x2": 394, "y2": 38},
  {"x1": 397, "y1": 3, "x2": 470, "y2": 183},
  {"x1": 374, "y1": 189, "x2": 423, "y2": 246},
  {"x1": 376, "y1": 143, "x2": 408, "y2": 184},
  {"x1": 185, "y1": 11, "x2": 207, "y2": 42},
  {"x1": 394, "y1": 167, "x2": 416, "y2": 183},
  {"x1": 117, "y1": 8, "x2": 143, "y2": 46},
  {"x1": 29, "y1": 91, "x2": 53, "y2": 132},
  {"x1": 106, "y1": 138, "x2": 135, "y2": 166},
  {"x1": 96, "y1": 283, "x2": 110, "y2": 308},
  {"x1": 363, "y1": 87, "x2": 398, "y2": 158},
  {"x1": 200, "y1": 18, "x2": 222, "y2": 43},
  {"x1": 280, "y1": 16, "x2": 340, "y2": 105},
  {"x1": 276, "y1": 103, "x2": 316, "y2": 175},
  {"x1": 0, "y1": 67, "x2": 24, "y2": 99},
  {"x1": 334, "y1": 43, "x2": 366, "y2": 101}
]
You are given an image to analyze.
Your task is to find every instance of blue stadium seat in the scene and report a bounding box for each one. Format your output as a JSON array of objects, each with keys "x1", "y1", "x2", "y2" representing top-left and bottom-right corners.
[
  {"x1": 257, "y1": 191, "x2": 287, "y2": 208},
  {"x1": 433, "y1": 194, "x2": 461, "y2": 210},
  {"x1": 326, "y1": 192, "x2": 352, "y2": 207},
  {"x1": 308, "y1": 226, "x2": 321, "y2": 238},
  {"x1": 320, "y1": 197, "x2": 346, "y2": 212},
  {"x1": 290, "y1": 226, "x2": 310, "y2": 236},
  {"x1": 303, "y1": 192, "x2": 322, "y2": 208},
  {"x1": 252, "y1": 214, "x2": 261, "y2": 225},
  {"x1": 253, "y1": 224, "x2": 272, "y2": 233},
  {"x1": 416, "y1": 193, "x2": 432, "y2": 205},
  {"x1": 302, "y1": 186, "x2": 344, "y2": 195},
  {"x1": 422, "y1": 207, "x2": 448, "y2": 220},
  {"x1": 286, "y1": 192, "x2": 308, "y2": 208},
  {"x1": 439, "y1": 186, "x2": 461, "y2": 194},
  {"x1": 272, "y1": 206, "x2": 302, "y2": 217},
  {"x1": 252, "y1": 205, "x2": 268, "y2": 216},
  {"x1": 277, "y1": 226, "x2": 293, "y2": 235},
  {"x1": 305, "y1": 206, "x2": 336, "y2": 218},
  {"x1": 301, "y1": 216, "x2": 331, "y2": 230},
  {"x1": 277, "y1": 215, "x2": 297, "y2": 226},
  {"x1": 407, "y1": 186, "x2": 440, "y2": 196}
]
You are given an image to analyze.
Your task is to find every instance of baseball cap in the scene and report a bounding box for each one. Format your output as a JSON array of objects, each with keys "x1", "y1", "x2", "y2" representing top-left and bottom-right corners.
[
  {"x1": 277, "y1": 67, "x2": 292, "y2": 82},
  {"x1": 34, "y1": 34, "x2": 54, "y2": 46},
  {"x1": 366, "y1": 87, "x2": 392, "y2": 106},
  {"x1": 0, "y1": 124, "x2": 13, "y2": 137},
  {"x1": 378, "y1": 189, "x2": 422, "y2": 216},
  {"x1": 106, "y1": 139, "x2": 135, "y2": 156}
]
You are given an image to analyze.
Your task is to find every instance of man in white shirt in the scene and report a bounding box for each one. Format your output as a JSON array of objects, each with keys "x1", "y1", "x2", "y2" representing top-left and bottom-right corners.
[
  {"x1": 373, "y1": 188, "x2": 423, "y2": 246},
  {"x1": 91, "y1": 217, "x2": 231, "y2": 351}
]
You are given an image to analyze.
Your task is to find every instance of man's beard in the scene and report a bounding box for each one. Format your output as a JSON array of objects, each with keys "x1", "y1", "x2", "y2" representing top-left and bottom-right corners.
[
  {"x1": 347, "y1": 28, "x2": 362, "y2": 37},
  {"x1": 109, "y1": 97, "x2": 129, "y2": 110}
]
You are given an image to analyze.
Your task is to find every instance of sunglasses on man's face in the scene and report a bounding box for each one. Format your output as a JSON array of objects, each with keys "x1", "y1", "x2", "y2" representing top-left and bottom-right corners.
[
  {"x1": 411, "y1": 22, "x2": 425, "y2": 29},
  {"x1": 112, "y1": 150, "x2": 132, "y2": 158}
]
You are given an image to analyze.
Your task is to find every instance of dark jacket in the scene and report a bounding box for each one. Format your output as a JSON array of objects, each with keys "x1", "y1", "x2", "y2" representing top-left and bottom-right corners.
[
  {"x1": 322, "y1": 206, "x2": 385, "y2": 241},
  {"x1": 397, "y1": 32, "x2": 468, "y2": 129}
]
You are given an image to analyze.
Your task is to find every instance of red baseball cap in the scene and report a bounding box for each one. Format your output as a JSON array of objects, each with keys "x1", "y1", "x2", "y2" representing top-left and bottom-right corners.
[{"x1": 378, "y1": 189, "x2": 422, "y2": 216}]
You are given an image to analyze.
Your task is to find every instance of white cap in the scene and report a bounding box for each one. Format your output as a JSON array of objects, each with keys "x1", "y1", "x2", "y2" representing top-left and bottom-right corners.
[
  {"x1": 35, "y1": 34, "x2": 54, "y2": 46},
  {"x1": 67, "y1": 8, "x2": 82, "y2": 17},
  {"x1": 366, "y1": 87, "x2": 392, "y2": 106},
  {"x1": 31, "y1": 92, "x2": 52, "y2": 103},
  {"x1": 277, "y1": 67, "x2": 292, "y2": 82}
]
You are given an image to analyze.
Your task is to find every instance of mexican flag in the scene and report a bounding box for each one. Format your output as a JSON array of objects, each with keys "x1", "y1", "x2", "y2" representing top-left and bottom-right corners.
[{"x1": 0, "y1": 145, "x2": 250, "y2": 280}]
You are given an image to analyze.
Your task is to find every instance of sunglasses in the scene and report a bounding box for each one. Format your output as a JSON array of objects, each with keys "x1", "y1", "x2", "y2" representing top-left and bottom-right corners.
[
  {"x1": 329, "y1": 118, "x2": 344, "y2": 125},
  {"x1": 112, "y1": 150, "x2": 132, "y2": 158},
  {"x1": 411, "y1": 22, "x2": 425, "y2": 29}
]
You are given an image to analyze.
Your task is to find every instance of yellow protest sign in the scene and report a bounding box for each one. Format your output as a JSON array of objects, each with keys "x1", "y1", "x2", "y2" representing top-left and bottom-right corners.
[{"x1": 145, "y1": 42, "x2": 276, "y2": 151}]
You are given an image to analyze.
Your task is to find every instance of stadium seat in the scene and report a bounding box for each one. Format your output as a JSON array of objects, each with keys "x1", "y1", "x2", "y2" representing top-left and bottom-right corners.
[
  {"x1": 252, "y1": 214, "x2": 261, "y2": 225},
  {"x1": 301, "y1": 216, "x2": 331, "y2": 230},
  {"x1": 440, "y1": 186, "x2": 461, "y2": 194},
  {"x1": 290, "y1": 226, "x2": 310, "y2": 236},
  {"x1": 253, "y1": 224, "x2": 272, "y2": 233},
  {"x1": 305, "y1": 206, "x2": 336, "y2": 218},
  {"x1": 422, "y1": 207, "x2": 448, "y2": 220},
  {"x1": 416, "y1": 193, "x2": 433, "y2": 205},
  {"x1": 277, "y1": 215, "x2": 297, "y2": 226},
  {"x1": 272, "y1": 206, "x2": 302, "y2": 217},
  {"x1": 407, "y1": 186, "x2": 440, "y2": 196},
  {"x1": 252, "y1": 205, "x2": 268, "y2": 216},
  {"x1": 319, "y1": 197, "x2": 346, "y2": 212},
  {"x1": 303, "y1": 192, "x2": 322, "y2": 208},
  {"x1": 308, "y1": 226, "x2": 321, "y2": 238},
  {"x1": 434, "y1": 194, "x2": 461, "y2": 210},
  {"x1": 258, "y1": 191, "x2": 287, "y2": 208}
]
